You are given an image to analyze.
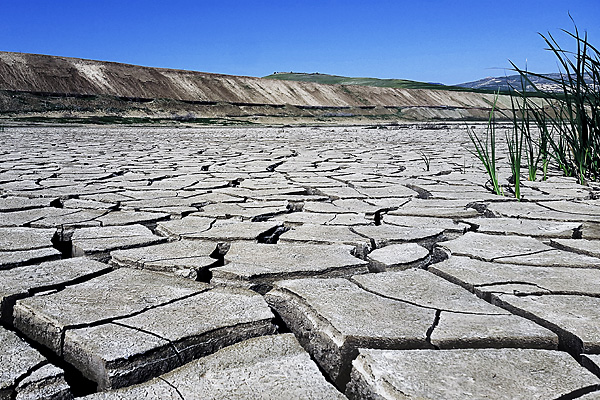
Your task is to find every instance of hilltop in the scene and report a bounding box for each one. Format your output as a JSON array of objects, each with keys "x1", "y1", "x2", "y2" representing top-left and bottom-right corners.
[
  {"x1": 264, "y1": 72, "x2": 495, "y2": 93},
  {"x1": 0, "y1": 52, "x2": 514, "y2": 125}
]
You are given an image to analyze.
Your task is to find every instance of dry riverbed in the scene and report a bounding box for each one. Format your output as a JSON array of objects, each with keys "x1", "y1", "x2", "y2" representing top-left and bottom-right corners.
[{"x1": 1, "y1": 124, "x2": 600, "y2": 399}]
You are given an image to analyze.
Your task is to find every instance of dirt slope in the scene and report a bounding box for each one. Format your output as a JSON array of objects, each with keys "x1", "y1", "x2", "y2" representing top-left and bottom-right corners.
[{"x1": 0, "y1": 52, "x2": 513, "y2": 124}]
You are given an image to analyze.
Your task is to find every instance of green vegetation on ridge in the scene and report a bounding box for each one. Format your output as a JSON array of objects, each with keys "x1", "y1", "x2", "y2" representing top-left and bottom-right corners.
[{"x1": 263, "y1": 72, "x2": 499, "y2": 93}]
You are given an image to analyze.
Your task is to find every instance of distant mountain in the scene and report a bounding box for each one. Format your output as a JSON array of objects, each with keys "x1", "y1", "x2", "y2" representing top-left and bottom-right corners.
[
  {"x1": 264, "y1": 72, "x2": 494, "y2": 93},
  {"x1": 456, "y1": 73, "x2": 567, "y2": 93}
]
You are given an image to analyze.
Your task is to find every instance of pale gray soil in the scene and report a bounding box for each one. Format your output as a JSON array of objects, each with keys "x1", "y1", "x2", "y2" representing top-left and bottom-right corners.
[{"x1": 1, "y1": 125, "x2": 600, "y2": 399}]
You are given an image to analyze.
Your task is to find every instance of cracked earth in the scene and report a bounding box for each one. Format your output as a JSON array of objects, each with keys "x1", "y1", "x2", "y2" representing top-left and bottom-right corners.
[{"x1": 1, "y1": 124, "x2": 600, "y2": 399}]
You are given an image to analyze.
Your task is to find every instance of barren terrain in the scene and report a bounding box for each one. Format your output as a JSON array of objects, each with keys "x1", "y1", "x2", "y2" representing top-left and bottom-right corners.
[{"x1": 1, "y1": 125, "x2": 600, "y2": 399}]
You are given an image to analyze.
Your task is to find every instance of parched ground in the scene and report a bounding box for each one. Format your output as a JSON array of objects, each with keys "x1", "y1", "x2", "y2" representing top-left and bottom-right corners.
[{"x1": 1, "y1": 124, "x2": 600, "y2": 399}]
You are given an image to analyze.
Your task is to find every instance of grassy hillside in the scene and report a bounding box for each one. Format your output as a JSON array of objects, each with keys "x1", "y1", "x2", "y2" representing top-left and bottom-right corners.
[{"x1": 263, "y1": 72, "x2": 496, "y2": 93}]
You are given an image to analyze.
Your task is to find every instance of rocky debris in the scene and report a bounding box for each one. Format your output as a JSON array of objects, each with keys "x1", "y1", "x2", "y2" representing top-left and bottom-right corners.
[
  {"x1": 266, "y1": 272, "x2": 555, "y2": 389},
  {"x1": 440, "y1": 232, "x2": 600, "y2": 267},
  {"x1": 110, "y1": 240, "x2": 224, "y2": 279},
  {"x1": 13, "y1": 268, "x2": 275, "y2": 390},
  {"x1": 0, "y1": 257, "x2": 111, "y2": 324},
  {"x1": 0, "y1": 326, "x2": 71, "y2": 400},
  {"x1": 346, "y1": 348, "x2": 600, "y2": 400},
  {"x1": 460, "y1": 217, "x2": 582, "y2": 238},
  {"x1": 71, "y1": 224, "x2": 167, "y2": 261},
  {"x1": 0, "y1": 227, "x2": 61, "y2": 269},
  {"x1": 366, "y1": 243, "x2": 430, "y2": 271},
  {"x1": 80, "y1": 334, "x2": 346, "y2": 400},
  {"x1": 211, "y1": 242, "x2": 369, "y2": 292}
]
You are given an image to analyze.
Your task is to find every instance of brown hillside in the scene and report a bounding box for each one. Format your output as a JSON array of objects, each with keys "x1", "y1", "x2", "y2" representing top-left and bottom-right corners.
[{"x1": 0, "y1": 52, "x2": 513, "y2": 124}]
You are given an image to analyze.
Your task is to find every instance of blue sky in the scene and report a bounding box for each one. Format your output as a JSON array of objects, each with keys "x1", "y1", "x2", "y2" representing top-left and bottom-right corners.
[{"x1": 1, "y1": 0, "x2": 598, "y2": 84}]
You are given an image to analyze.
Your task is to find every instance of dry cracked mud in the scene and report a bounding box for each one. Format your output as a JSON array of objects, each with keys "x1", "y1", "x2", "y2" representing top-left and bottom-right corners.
[{"x1": 1, "y1": 124, "x2": 600, "y2": 399}]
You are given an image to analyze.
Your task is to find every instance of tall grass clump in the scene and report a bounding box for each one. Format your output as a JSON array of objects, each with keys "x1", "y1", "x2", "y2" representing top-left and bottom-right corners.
[
  {"x1": 511, "y1": 19, "x2": 600, "y2": 185},
  {"x1": 467, "y1": 95, "x2": 503, "y2": 196}
]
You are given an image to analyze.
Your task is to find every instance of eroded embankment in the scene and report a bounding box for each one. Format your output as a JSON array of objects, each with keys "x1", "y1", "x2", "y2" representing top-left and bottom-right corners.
[{"x1": 0, "y1": 52, "x2": 513, "y2": 123}]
